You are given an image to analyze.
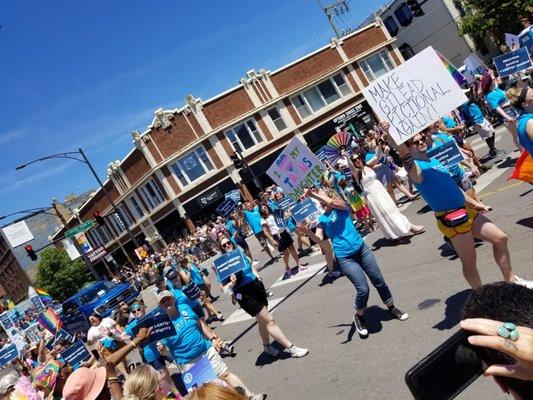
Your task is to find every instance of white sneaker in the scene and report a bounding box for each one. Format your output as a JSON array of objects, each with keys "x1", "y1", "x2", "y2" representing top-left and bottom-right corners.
[
  {"x1": 249, "y1": 393, "x2": 267, "y2": 400},
  {"x1": 287, "y1": 345, "x2": 309, "y2": 358},
  {"x1": 513, "y1": 275, "x2": 533, "y2": 289},
  {"x1": 263, "y1": 344, "x2": 279, "y2": 357}
]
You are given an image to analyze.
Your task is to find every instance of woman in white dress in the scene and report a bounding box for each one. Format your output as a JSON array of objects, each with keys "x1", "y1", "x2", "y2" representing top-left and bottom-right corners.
[{"x1": 347, "y1": 153, "x2": 425, "y2": 241}]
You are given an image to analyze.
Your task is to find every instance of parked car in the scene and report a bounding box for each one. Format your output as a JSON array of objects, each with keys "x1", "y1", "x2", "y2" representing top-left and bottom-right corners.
[{"x1": 61, "y1": 280, "x2": 140, "y2": 335}]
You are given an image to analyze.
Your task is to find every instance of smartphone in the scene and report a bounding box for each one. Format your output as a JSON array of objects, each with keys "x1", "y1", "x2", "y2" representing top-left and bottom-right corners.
[
  {"x1": 405, "y1": 329, "x2": 486, "y2": 400},
  {"x1": 90, "y1": 349, "x2": 100, "y2": 361}
]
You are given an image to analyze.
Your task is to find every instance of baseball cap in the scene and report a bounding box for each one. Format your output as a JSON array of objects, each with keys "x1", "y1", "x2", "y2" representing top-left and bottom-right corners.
[
  {"x1": 130, "y1": 302, "x2": 144, "y2": 312},
  {"x1": 156, "y1": 290, "x2": 174, "y2": 304},
  {"x1": 62, "y1": 367, "x2": 107, "y2": 400}
]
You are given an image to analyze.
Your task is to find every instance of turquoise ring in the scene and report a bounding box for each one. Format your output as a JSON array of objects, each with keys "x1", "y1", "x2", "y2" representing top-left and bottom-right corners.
[{"x1": 497, "y1": 322, "x2": 519, "y2": 341}]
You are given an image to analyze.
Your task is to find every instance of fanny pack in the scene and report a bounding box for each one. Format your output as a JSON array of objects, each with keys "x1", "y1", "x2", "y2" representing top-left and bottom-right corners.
[{"x1": 436, "y1": 208, "x2": 468, "y2": 228}]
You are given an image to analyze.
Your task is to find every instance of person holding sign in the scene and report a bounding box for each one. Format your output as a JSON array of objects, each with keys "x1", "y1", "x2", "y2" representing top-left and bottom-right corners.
[
  {"x1": 260, "y1": 205, "x2": 305, "y2": 278},
  {"x1": 155, "y1": 291, "x2": 267, "y2": 400},
  {"x1": 239, "y1": 202, "x2": 275, "y2": 261},
  {"x1": 219, "y1": 238, "x2": 309, "y2": 359},
  {"x1": 380, "y1": 121, "x2": 533, "y2": 290},
  {"x1": 297, "y1": 189, "x2": 410, "y2": 338}
]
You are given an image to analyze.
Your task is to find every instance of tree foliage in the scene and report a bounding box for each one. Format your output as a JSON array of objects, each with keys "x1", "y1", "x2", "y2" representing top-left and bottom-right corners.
[
  {"x1": 459, "y1": 0, "x2": 533, "y2": 50},
  {"x1": 34, "y1": 248, "x2": 93, "y2": 301}
]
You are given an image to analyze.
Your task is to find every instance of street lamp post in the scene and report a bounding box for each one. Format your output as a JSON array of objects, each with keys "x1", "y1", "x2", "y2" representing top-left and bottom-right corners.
[{"x1": 16, "y1": 148, "x2": 140, "y2": 263}]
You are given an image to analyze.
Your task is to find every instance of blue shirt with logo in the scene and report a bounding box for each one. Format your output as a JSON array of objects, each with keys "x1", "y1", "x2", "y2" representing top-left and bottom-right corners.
[
  {"x1": 414, "y1": 158, "x2": 465, "y2": 211},
  {"x1": 187, "y1": 264, "x2": 204, "y2": 286},
  {"x1": 468, "y1": 103, "x2": 485, "y2": 125},
  {"x1": 235, "y1": 251, "x2": 257, "y2": 289},
  {"x1": 518, "y1": 114, "x2": 533, "y2": 155},
  {"x1": 318, "y1": 207, "x2": 363, "y2": 259},
  {"x1": 485, "y1": 88, "x2": 507, "y2": 110},
  {"x1": 243, "y1": 206, "x2": 263, "y2": 235},
  {"x1": 160, "y1": 304, "x2": 210, "y2": 364},
  {"x1": 442, "y1": 115, "x2": 456, "y2": 128},
  {"x1": 165, "y1": 278, "x2": 201, "y2": 310}
]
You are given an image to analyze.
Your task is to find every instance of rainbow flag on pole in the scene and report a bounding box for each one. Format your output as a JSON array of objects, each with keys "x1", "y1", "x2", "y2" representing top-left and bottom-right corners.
[
  {"x1": 38, "y1": 307, "x2": 63, "y2": 334},
  {"x1": 436, "y1": 51, "x2": 469, "y2": 87},
  {"x1": 509, "y1": 150, "x2": 533, "y2": 183},
  {"x1": 36, "y1": 288, "x2": 53, "y2": 304}
]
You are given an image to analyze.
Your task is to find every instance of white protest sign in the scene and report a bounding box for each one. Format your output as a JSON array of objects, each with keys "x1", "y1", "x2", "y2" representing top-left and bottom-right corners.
[
  {"x1": 362, "y1": 47, "x2": 467, "y2": 144},
  {"x1": 2, "y1": 220, "x2": 34, "y2": 248},
  {"x1": 463, "y1": 53, "x2": 488, "y2": 75},
  {"x1": 267, "y1": 137, "x2": 325, "y2": 201}
]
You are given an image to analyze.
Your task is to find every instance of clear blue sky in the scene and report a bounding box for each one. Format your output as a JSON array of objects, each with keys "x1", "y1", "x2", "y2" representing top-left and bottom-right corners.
[{"x1": 0, "y1": 0, "x2": 386, "y2": 224}]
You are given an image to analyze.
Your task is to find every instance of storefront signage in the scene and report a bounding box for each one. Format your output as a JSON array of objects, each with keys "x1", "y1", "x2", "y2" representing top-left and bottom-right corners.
[
  {"x1": 197, "y1": 187, "x2": 223, "y2": 207},
  {"x1": 87, "y1": 246, "x2": 106, "y2": 262}
]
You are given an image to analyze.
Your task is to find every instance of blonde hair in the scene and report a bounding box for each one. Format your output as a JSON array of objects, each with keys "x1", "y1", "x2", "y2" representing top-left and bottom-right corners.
[
  {"x1": 186, "y1": 382, "x2": 247, "y2": 400},
  {"x1": 506, "y1": 86, "x2": 521, "y2": 105},
  {"x1": 122, "y1": 366, "x2": 159, "y2": 400}
]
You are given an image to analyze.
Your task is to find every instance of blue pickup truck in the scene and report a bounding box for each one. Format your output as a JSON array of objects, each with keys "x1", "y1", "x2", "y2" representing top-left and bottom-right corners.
[{"x1": 61, "y1": 280, "x2": 140, "y2": 335}]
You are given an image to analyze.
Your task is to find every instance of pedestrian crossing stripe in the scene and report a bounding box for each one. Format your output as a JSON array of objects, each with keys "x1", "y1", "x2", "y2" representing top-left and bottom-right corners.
[
  {"x1": 222, "y1": 297, "x2": 285, "y2": 325},
  {"x1": 271, "y1": 262, "x2": 328, "y2": 288}
]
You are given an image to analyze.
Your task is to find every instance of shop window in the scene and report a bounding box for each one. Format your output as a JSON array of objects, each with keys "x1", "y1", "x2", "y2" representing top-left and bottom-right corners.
[
  {"x1": 394, "y1": 3, "x2": 413, "y2": 27},
  {"x1": 399, "y1": 43, "x2": 416, "y2": 60},
  {"x1": 170, "y1": 145, "x2": 214, "y2": 187},
  {"x1": 359, "y1": 50, "x2": 395, "y2": 82},
  {"x1": 225, "y1": 119, "x2": 264, "y2": 153},
  {"x1": 138, "y1": 179, "x2": 165, "y2": 210},
  {"x1": 128, "y1": 196, "x2": 144, "y2": 219},
  {"x1": 384, "y1": 16, "x2": 398, "y2": 37},
  {"x1": 267, "y1": 106, "x2": 287, "y2": 131}
]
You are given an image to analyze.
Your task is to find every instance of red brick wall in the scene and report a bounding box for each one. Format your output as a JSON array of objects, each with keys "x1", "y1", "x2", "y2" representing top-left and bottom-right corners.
[
  {"x1": 184, "y1": 113, "x2": 203, "y2": 136},
  {"x1": 256, "y1": 113, "x2": 273, "y2": 140},
  {"x1": 283, "y1": 99, "x2": 302, "y2": 125},
  {"x1": 388, "y1": 45, "x2": 401, "y2": 66},
  {"x1": 122, "y1": 148, "x2": 152, "y2": 187},
  {"x1": 271, "y1": 47, "x2": 343, "y2": 94},
  {"x1": 145, "y1": 139, "x2": 163, "y2": 164},
  {"x1": 161, "y1": 165, "x2": 181, "y2": 195},
  {"x1": 203, "y1": 88, "x2": 255, "y2": 129},
  {"x1": 216, "y1": 132, "x2": 234, "y2": 158},
  {"x1": 203, "y1": 139, "x2": 223, "y2": 168},
  {"x1": 343, "y1": 67, "x2": 359, "y2": 92},
  {"x1": 150, "y1": 113, "x2": 197, "y2": 159},
  {"x1": 354, "y1": 64, "x2": 369, "y2": 87},
  {"x1": 342, "y1": 25, "x2": 387, "y2": 59}
]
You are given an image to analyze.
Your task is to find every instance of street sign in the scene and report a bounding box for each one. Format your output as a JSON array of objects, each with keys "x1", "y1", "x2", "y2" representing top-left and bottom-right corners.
[
  {"x1": 87, "y1": 246, "x2": 106, "y2": 262},
  {"x1": 65, "y1": 220, "x2": 94, "y2": 238}
]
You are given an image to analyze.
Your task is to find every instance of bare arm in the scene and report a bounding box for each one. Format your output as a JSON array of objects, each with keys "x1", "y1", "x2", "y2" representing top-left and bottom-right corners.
[
  {"x1": 495, "y1": 106, "x2": 516, "y2": 123},
  {"x1": 526, "y1": 119, "x2": 533, "y2": 142},
  {"x1": 307, "y1": 190, "x2": 345, "y2": 210},
  {"x1": 262, "y1": 223, "x2": 278, "y2": 246}
]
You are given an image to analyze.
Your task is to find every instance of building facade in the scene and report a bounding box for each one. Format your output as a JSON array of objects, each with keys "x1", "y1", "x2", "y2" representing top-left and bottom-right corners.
[
  {"x1": 52, "y1": 21, "x2": 405, "y2": 270},
  {"x1": 0, "y1": 234, "x2": 31, "y2": 303}
]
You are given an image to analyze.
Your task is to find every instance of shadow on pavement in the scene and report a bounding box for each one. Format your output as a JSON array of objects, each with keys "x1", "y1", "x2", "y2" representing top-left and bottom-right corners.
[
  {"x1": 371, "y1": 237, "x2": 412, "y2": 251},
  {"x1": 437, "y1": 241, "x2": 482, "y2": 260},
  {"x1": 519, "y1": 187, "x2": 533, "y2": 197},
  {"x1": 318, "y1": 271, "x2": 342, "y2": 286},
  {"x1": 417, "y1": 298, "x2": 441, "y2": 310},
  {"x1": 432, "y1": 289, "x2": 472, "y2": 330},
  {"x1": 328, "y1": 323, "x2": 357, "y2": 344},
  {"x1": 516, "y1": 217, "x2": 533, "y2": 228},
  {"x1": 254, "y1": 344, "x2": 292, "y2": 366},
  {"x1": 497, "y1": 155, "x2": 518, "y2": 169},
  {"x1": 416, "y1": 204, "x2": 433, "y2": 215}
]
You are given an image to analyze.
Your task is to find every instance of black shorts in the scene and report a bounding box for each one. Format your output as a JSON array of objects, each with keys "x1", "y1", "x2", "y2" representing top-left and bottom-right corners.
[
  {"x1": 254, "y1": 231, "x2": 268, "y2": 246},
  {"x1": 274, "y1": 230, "x2": 293, "y2": 252},
  {"x1": 234, "y1": 236, "x2": 249, "y2": 251},
  {"x1": 235, "y1": 279, "x2": 268, "y2": 317}
]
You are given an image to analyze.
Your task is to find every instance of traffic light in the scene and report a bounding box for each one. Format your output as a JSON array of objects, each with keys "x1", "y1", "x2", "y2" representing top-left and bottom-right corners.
[
  {"x1": 24, "y1": 245, "x2": 37, "y2": 261},
  {"x1": 93, "y1": 211, "x2": 105, "y2": 226},
  {"x1": 231, "y1": 153, "x2": 246, "y2": 170},
  {"x1": 406, "y1": 0, "x2": 424, "y2": 17}
]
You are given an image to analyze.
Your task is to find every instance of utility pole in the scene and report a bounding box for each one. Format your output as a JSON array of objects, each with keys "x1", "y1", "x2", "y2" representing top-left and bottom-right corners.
[{"x1": 317, "y1": 0, "x2": 351, "y2": 39}]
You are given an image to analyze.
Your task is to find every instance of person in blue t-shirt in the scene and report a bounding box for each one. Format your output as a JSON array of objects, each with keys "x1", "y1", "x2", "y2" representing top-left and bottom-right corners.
[
  {"x1": 155, "y1": 291, "x2": 266, "y2": 400},
  {"x1": 382, "y1": 120, "x2": 532, "y2": 290},
  {"x1": 225, "y1": 214, "x2": 253, "y2": 260},
  {"x1": 506, "y1": 86, "x2": 533, "y2": 155},
  {"x1": 124, "y1": 302, "x2": 179, "y2": 396},
  {"x1": 219, "y1": 238, "x2": 308, "y2": 359},
  {"x1": 298, "y1": 189, "x2": 409, "y2": 338},
  {"x1": 240, "y1": 201, "x2": 275, "y2": 261}
]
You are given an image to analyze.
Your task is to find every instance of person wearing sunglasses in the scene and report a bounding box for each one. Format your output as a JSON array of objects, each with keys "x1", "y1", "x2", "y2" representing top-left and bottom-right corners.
[
  {"x1": 124, "y1": 302, "x2": 180, "y2": 397},
  {"x1": 347, "y1": 152, "x2": 425, "y2": 242},
  {"x1": 379, "y1": 120, "x2": 532, "y2": 290},
  {"x1": 219, "y1": 238, "x2": 309, "y2": 359}
]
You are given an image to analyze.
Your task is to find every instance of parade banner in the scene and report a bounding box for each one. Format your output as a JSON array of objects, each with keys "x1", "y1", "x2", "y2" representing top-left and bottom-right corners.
[
  {"x1": 131, "y1": 313, "x2": 177, "y2": 348},
  {"x1": 60, "y1": 341, "x2": 92, "y2": 370},
  {"x1": 493, "y1": 47, "x2": 532, "y2": 78},
  {"x1": 216, "y1": 197, "x2": 238, "y2": 218},
  {"x1": 0, "y1": 344, "x2": 19, "y2": 367},
  {"x1": 290, "y1": 198, "x2": 320, "y2": 224},
  {"x1": 182, "y1": 354, "x2": 218, "y2": 392},
  {"x1": 267, "y1": 137, "x2": 326, "y2": 201},
  {"x1": 213, "y1": 248, "x2": 247, "y2": 283},
  {"x1": 427, "y1": 139, "x2": 465, "y2": 168},
  {"x1": 224, "y1": 189, "x2": 241, "y2": 203},
  {"x1": 362, "y1": 46, "x2": 467, "y2": 144}
]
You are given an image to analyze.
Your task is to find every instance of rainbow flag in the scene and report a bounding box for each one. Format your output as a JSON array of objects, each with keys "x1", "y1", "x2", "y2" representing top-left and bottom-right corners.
[
  {"x1": 509, "y1": 150, "x2": 533, "y2": 182},
  {"x1": 36, "y1": 288, "x2": 53, "y2": 304},
  {"x1": 37, "y1": 307, "x2": 62, "y2": 334},
  {"x1": 436, "y1": 51, "x2": 469, "y2": 87}
]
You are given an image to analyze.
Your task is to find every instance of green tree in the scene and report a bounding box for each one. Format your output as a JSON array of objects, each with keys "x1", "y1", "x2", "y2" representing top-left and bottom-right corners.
[
  {"x1": 34, "y1": 248, "x2": 93, "y2": 301},
  {"x1": 459, "y1": 0, "x2": 533, "y2": 51}
]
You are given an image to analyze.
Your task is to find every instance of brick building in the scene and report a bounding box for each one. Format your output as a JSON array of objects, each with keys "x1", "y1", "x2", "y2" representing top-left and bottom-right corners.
[
  {"x1": 52, "y1": 20, "x2": 405, "y2": 271},
  {"x1": 0, "y1": 234, "x2": 31, "y2": 303}
]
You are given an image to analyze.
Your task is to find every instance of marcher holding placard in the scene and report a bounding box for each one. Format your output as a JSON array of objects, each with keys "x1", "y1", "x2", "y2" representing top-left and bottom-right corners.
[
  {"x1": 219, "y1": 238, "x2": 309, "y2": 359},
  {"x1": 380, "y1": 121, "x2": 533, "y2": 290},
  {"x1": 298, "y1": 189, "x2": 410, "y2": 338},
  {"x1": 155, "y1": 291, "x2": 267, "y2": 400},
  {"x1": 481, "y1": 74, "x2": 522, "y2": 151},
  {"x1": 347, "y1": 154, "x2": 425, "y2": 241},
  {"x1": 260, "y1": 205, "x2": 305, "y2": 278},
  {"x1": 225, "y1": 214, "x2": 253, "y2": 261},
  {"x1": 240, "y1": 202, "x2": 275, "y2": 261}
]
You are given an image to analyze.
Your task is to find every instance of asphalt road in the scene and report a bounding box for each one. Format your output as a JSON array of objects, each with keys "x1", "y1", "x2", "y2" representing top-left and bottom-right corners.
[{"x1": 140, "y1": 126, "x2": 532, "y2": 399}]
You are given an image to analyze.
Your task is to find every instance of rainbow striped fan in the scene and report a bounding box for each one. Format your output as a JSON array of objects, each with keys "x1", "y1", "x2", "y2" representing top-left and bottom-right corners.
[{"x1": 324, "y1": 131, "x2": 353, "y2": 163}]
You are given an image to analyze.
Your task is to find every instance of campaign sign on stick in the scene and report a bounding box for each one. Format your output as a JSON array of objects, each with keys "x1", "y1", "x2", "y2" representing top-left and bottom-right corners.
[
  {"x1": 427, "y1": 139, "x2": 466, "y2": 168},
  {"x1": 267, "y1": 137, "x2": 326, "y2": 201},
  {"x1": 213, "y1": 248, "x2": 247, "y2": 283},
  {"x1": 46, "y1": 328, "x2": 74, "y2": 351},
  {"x1": 277, "y1": 196, "x2": 297, "y2": 211},
  {"x1": 0, "y1": 344, "x2": 19, "y2": 367},
  {"x1": 273, "y1": 209, "x2": 286, "y2": 228},
  {"x1": 216, "y1": 197, "x2": 238, "y2": 218},
  {"x1": 131, "y1": 314, "x2": 177, "y2": 348},
  {"x1": 362, "y1": 47, "x2": 467, "y2": 144},
  {"x1": 493, "y1": 47, "x2": 532, "y2": 78},
  {"x1": 463, "y1": 53, "x2": 488, "y2": 75},
  {"x1": 182, "y1": 354, "x2": 218, "y2": 393},
  {"x1": 225, "y1": 189, "x2": 241, "y2": 203},
  {"x1": 315, "y1": 146, "x2": 329, "y2": 163},
  {"x1": 290, "y1": 198, "x2": 319, "y2": 224},
  {"x1": 60, "y1": 341, "x2": 92, "y2": 370}
]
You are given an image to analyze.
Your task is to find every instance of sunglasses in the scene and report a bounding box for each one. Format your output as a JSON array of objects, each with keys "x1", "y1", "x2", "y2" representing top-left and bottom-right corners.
[
  {"x1": 221, "y1": 241, "x2": 232, "y2": 247},
  {"x1": 132, "y1": 308, "x2": 144, "y2": 314},
  {"x1": 411, "y1": 138, "x2": 425, "y2": 146}
]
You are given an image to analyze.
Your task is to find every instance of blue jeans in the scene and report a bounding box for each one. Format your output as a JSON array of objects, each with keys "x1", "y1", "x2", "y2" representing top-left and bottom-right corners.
[{"x1": 337, "y1": 243, "x2": 393, "y2": 311}]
